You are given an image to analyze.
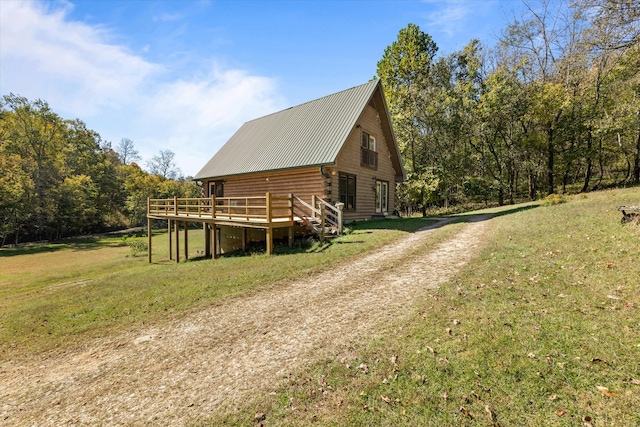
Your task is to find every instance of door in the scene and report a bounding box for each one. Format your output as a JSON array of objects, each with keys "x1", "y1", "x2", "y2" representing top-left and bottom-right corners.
[
  {"x1": 208, "y1": 181, "x2": 224, "y2": 198},
  {"x1": 375, "y1": 180, "x2": 388, "y2": 213}
]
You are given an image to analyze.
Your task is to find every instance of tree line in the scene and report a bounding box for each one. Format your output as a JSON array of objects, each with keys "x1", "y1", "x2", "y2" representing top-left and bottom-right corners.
[
  {"x1": 378, "y1": 0, "x2": 639, "y2": 214},
  {"x1": 0, "y1": 95, "x2": 199, "y2": 246},
  {"x1": 2, "y1": 0, "x2": 637, "y2": 244}
]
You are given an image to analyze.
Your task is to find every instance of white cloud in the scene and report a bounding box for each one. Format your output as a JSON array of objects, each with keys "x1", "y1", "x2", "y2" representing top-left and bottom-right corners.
[
  {"x1": 0, "y1": 0, "x2": 284, "y2": 175},
  {"x1": 0, "y1": 0, "x2": 158, "y2": 115},
  {"x1": 424, "y1": 1, "x2": 473, "y2": 37},
  {"x1": 137, "y1": 66, "x2": 284, "y2": 175}
]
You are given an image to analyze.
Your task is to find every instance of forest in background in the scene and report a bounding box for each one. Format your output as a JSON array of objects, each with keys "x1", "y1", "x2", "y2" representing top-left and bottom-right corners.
[
  {"x1": 378, "y1": 0, "x2": 639, "y2": 214},
  {"x1": 1, "y1": 0, "x2": 638, "y2": 244},
  {"x1": 0, "y1": 94, "x2": 199, "y2": 245}
]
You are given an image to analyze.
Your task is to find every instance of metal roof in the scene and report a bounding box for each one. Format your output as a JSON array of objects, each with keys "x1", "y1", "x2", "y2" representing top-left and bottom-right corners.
[{"x1": 194, "y1": 80, "x2": 386, "y2": 180}]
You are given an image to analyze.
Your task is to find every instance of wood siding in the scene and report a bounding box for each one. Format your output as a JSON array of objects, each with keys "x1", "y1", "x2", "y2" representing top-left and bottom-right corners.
[
  {"x1": 203, "y1": 167, "x2": 328, "y2": 206},
  {"x1": 332, "y1": 104, "x2": 399, "y2": 221}
]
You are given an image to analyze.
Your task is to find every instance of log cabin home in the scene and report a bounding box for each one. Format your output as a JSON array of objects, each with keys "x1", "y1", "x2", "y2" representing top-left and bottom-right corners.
[
  {"x1": 147, "y1": 80, "x2": 405, "y2": 261},
  {"x1": 195, "y1": 79, "x2": 405, "y2": 221}
]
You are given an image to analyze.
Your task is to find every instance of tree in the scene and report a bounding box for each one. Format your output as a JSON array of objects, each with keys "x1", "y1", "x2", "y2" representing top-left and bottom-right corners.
[
  {"x1": 147, "y1": 149, "x2": 181, "y2": 180},
  {"x1": 377, "y1": 23, "x2": 439, "y2": 173},
  {"x1": 1, "y1": 94, "x2": 65, "y2": 239},
  {"x1": 0, "y1": 154, "x2": 34, "y2": 245},
  {"x1": 116, "y1": 138, "x2": 141, "y2": 165}
]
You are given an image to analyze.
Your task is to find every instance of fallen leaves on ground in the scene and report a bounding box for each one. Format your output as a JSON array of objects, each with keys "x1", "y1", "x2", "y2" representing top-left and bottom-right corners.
[{"x1": 596, "y1": 385, "x2": 618, "y2": 397}]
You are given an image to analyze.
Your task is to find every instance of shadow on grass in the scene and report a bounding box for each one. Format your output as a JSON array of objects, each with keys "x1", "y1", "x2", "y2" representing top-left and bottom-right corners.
[
  {"x1": 348, "y1": 203, "x2": 540, "y2": 233},
  {"x1": 0, "y1": 237, "x2": 114, "y2": 258},
  {"x1": 0, "y1": 230, "x2": 171, "y2": 258}
]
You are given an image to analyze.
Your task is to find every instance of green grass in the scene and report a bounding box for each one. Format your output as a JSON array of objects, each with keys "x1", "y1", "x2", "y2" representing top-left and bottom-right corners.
[
  {"x1": 208, "y1": 187, "x2": 640, "y2": 426},
  {"x1": 0, "y1": 218, "x2": 433, "y2": 362}
]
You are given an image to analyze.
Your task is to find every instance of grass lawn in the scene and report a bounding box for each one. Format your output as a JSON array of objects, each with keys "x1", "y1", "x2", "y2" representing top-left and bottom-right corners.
[
  {"x1": 208, "y1": 187, "x2": 640, "y2": 426},
  {"x1": 0, "y1": 218, "x2": 433, "y2": 362}
]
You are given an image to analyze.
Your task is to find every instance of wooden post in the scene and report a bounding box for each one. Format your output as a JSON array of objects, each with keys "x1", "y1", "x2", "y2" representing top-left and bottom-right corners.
[
  {"x1": 266, "y1": 193, "x2": 273, "y2": 255},
  {"x1": 288, "y1": 193, "x2": 294, "y2": 248},
  {"x1": 266, "y1": 227, "x2": 273, "y2": 255},
  {"x1": 174, "y1": 196, "x2": 178, "y2": 215},
  {"x1": 242, "y1": 228, "x2": 247, "y2": 252},
  {"x1": 147, "y1": 217, "x2": 152, "y2": 263},
  {"x1": 212, "y1": 226, "x2": 218, "y2": 259},
  {"x1": 211, "y1": 195, "x2": 216, "y2": 218},
  {"x1": 288, "y1": 226, "x2": 294, "y2": 248},
  {"x1": 184, "y1": 221, "x2": 188, "y2": 260},
  {"x1": 168, "y1": 220, "x2": 173, "y2": 260},
  {"x1": 204, "y1": 223, "x2": 211, "y2": 257},
  {"x1": 266, "y1": 192, "x2": 272, "y2": 223},
  {"x1": 175, "y1": 220, "x2": 180, "y2": 263},
  {"x1": 336, "y1": 202, "x2": 344, "y2": 235},
  {"x1": 320, "y1": 205, "x2": 326, "y2": 243}
]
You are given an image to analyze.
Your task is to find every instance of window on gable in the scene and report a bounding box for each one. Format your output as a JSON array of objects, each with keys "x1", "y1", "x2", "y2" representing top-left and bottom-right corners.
[
  {"x1": 361, "y1": 132, "x2": 376, "y2": 151},
  {"x1": 339, "y1": 173, "x2": 356, "y2": 210},
  {"x1": 361, "y1": 132, "x2": 378, "y2": 169}
]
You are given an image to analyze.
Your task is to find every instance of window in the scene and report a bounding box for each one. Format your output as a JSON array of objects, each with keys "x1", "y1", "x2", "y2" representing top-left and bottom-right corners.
[
  {"x1": 208, "y1": 181, "x2": 224, "y2": 198},
  {"x1": 339, "y1": 173, "x2": 356, "y2": 210},
  {"x1": 375, "y1": 180, "x2": 388, "y2": 213},
  {"x1": 361, "y1": 132, "x2": 378, "y2": 169},
  {"x1": 361, "y1": 132, "x2": 376, "y2": 151}
]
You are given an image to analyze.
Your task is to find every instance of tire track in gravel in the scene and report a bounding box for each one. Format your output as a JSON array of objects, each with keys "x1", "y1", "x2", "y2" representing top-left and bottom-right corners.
[{"x1": 0, "y1": 216, "x2": 491, "y2": 426}]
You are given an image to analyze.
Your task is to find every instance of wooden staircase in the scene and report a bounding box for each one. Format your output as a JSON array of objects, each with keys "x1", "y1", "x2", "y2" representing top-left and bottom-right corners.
[{"x1": 293, "y1": 195, "x2": 343, "y2": 239}]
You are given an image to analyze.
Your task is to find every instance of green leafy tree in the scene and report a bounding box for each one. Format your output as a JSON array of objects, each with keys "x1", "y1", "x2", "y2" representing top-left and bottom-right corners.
[
  {"x1": 0, "y1": 154, "x2": 34, "y2": 245},
  {"x1": 377, "y1": 23, "x2": 438, "y2": 173}
]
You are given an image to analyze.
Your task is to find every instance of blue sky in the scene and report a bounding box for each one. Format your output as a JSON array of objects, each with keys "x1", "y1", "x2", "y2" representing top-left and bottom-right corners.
[{"x1": 1, "y1": 0, "x2": 526, "y2": 176}]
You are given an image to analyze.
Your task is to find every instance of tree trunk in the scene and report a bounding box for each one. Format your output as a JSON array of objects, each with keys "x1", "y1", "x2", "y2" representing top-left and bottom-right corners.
[
  {"x1": 547, "y1": 125, "x2": 555, "y2": 195},
  {"x1": 634, "y1": 110, "x2": 640, "y2": 183},
  {"x1": 528, "y1": 170, "x2": 537, "y2": 200},
  {"x1": 582, "y1": 131, "x2": 593, "y2": 193}
]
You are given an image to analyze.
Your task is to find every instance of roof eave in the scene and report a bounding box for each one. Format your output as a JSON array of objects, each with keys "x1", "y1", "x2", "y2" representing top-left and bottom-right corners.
[{"x1": 194, "y1": 162, "x2": 336, "y2": 181}]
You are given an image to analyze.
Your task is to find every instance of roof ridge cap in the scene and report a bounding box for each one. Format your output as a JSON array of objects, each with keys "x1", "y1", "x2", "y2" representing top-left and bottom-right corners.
[{"x1": 244, "y1": 80, "x2": 379, "y2": 124}]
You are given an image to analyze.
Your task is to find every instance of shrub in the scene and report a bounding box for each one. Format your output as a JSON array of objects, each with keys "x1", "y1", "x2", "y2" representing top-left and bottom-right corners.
[
  {"x1": 541, "y1": 193, "x2": 570, "y2": 206},
  {"x1": 127, "y1": 239, "x2": 148, "y2": 256}
]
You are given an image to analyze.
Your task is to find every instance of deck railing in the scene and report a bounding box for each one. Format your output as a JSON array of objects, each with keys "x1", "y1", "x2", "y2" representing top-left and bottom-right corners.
[
  {"x1": 148, "y1": 194, "x2": 294, "y2": 223},
  {"x1": 292, "y1": 195, "x2": 343, "y2": 235}
]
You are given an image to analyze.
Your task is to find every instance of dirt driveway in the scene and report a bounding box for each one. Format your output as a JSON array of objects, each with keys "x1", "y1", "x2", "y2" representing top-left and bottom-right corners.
[{"x1": 0, "y1": 216, "x2": 491, "y2": 426}]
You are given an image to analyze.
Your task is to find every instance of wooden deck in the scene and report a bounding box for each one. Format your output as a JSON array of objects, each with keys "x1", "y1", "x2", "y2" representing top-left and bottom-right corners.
[
  {"x1": 147, "y1": 193, "x2": 297, "y2": 262},
  {"x1": 148, "y1": 194, "x2": 295, "y2": 226}
]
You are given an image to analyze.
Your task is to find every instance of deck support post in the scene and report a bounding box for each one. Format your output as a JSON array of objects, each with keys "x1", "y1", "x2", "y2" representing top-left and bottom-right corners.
[
  {"x1": 212, "y1": 226, "x2": 218, "y2": 259},
  {"x1": 204, "y1": 223, "x2": 211, "y2": 257},
  {"x1": 242, "y1": 228, "x2": 247, "y2": 252},
  {"x1": 168, "y1": 220, "x2": 173, "y2": 260},
  {"x1": 175, "y1": 220, "x2": 180, "y2": 263},
  {"x1": 148, "y1": 217, "x2": 152, "y2": 263},
  {"x1": 266, "y1": 227, "x2": 273, "y2": 255},
  {"x1": 184, "y1": 221, "x2": 188, "y2": 260},
  {"x1": 288, "y1": 227, "x2": 294, "y2": 248}
]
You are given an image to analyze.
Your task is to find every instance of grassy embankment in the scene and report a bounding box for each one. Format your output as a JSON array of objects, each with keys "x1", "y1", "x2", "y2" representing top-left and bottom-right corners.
[
  {"x1": 0, "y1": 218, "x2": 435, "y2": 363},
  {"x1": 209, "y1": 187, "x2": 640, "y2": 426}
]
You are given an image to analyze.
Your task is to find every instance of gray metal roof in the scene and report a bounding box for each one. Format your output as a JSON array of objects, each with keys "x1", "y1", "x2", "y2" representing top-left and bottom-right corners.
[{"x1": 194, "y1": 80, "x2": 383, "y2": 180}]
